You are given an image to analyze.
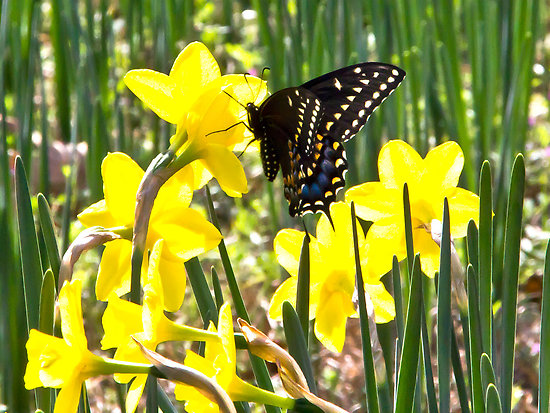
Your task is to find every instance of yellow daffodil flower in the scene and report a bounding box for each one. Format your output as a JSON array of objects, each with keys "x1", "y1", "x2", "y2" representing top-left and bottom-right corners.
[
  {"x1": 24, "y1": 279, "x2": 151, "y2": 413},
  {"x1": 78, "y1": 152, "x2": 222, "y2": 310},
  {"x1": 346, "y1": 140, "x2": 480, "y2": 276},
  {"x1": 175, "y1": 302, "x2": 294, "y2": 412},
  {"x1": 101, "y1": 240, "x2": 218, "y2": 413},
  {"x1": 269, "y1": 202, "x2": 395, "y2": 353},
  {"x1": 124, "y1": 41, "x2": 267, "y2": 196}
]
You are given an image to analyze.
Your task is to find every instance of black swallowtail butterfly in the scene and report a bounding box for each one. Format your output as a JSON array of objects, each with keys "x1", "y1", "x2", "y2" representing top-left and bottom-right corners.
[{"x1": 246, "y1": 62, "x2": 405, "y2": 224}]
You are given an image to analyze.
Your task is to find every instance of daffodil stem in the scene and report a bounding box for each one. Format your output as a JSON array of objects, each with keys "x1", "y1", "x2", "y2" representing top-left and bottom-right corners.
[
  {"x1": 234, "y1": 380, "x2": 294, "y2": 410},
  {"x1": 168, "y1": 322, "x2": 219, "y2": 343},
  {"x1": 99, "y1": 357, "x2": 153, "y2": 375}
]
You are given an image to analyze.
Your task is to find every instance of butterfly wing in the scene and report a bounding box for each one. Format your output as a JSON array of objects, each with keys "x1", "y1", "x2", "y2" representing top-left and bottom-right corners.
[
  {"x1": 256, "y1": 87, "x2": 345, "y2": 218},
  {"x1": 302, "y1": 62, "x2": 406, "y2": 141},
  {"x1": 252, "y1": 62, "x2": 405, "y2": 222}
]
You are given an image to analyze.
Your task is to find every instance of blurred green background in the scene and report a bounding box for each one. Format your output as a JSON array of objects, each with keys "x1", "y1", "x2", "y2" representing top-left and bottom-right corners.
[{"x1": 1, "y1": 0, "x2": 548, "y2": 411}]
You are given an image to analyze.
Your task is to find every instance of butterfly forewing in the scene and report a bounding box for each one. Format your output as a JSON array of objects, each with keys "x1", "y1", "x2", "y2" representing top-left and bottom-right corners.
[{"x1": 303, "y1": 63, "x2": 406, "y2": 141}]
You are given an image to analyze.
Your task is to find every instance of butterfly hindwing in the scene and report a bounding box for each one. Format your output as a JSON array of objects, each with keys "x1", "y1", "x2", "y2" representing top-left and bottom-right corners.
[
  {"x1": 302, "y1": 63, "x2": 406, "y2": 141},
  {"x1": 289, "y1": 134, "x2": 348, "y2": 218}
]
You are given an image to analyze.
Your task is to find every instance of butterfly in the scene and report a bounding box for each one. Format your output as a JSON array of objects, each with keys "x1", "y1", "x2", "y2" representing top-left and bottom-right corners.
[{"x1": 246, "y1": 62, "x2": 405, "y2": 224}]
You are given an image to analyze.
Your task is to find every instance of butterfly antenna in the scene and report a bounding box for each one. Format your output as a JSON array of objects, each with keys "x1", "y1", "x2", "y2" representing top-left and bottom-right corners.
[
  {"x1": 223, "y1": 90, "x2": 246, "y2": 109},
  {"x1": 243, "y1": 73, "x2": 254, "y2": 99},
  {"x1": 252, "y1": 67, "x2": 270, "y2": 103}
]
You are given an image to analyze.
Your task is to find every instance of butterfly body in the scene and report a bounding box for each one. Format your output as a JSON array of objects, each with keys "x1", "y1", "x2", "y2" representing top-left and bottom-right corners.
[{"x1": 246, "y1": 62, "x2": 405, "y2": 221}]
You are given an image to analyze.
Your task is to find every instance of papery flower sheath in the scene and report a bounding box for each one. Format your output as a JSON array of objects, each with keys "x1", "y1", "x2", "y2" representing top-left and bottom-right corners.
[{"x1": 346, "y1": 140, "x2": 480, "y2": 276}]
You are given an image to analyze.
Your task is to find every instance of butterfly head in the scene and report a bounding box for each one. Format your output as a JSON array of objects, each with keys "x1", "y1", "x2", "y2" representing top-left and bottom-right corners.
[{"x1": 246, "y1": 102, "x2": 262, "y2": 134}]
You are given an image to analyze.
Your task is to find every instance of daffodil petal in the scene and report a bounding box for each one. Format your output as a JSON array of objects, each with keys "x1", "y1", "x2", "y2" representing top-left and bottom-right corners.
[
  {"x1": 378, "y1": 140, "x2": 423, "y2": 189},
  {"x1": 77, "y1": 199, "x2": 118, "y2": 228},
  {"x1": 345, "y1": 182, "x2": 400, "y2": 222},
  {"x1": 153, "y1": 208, "x2": 222, "y2": 261},
  {"x1": 424, "y1": 141, "x2": 464, "y2": 190},
  {"x1": 152, "y1": 172, "x2": 193, "y2": 215},
  {"x1": 124, "y1": 69, "x2": 182, "y2": 124},
  {"x1": 113, "y1": 333, "x2": 152, "y2": 384},
  {"x1": 365, "y1": 282, "x2": 396, "y2": 323},
  {"x1": 170, "y1": 42, "x2": 221, "y2": 116},
  {"x1": 188, "y1": 75, "x2": 267, "y2": 148},
  {"x1": 53, "y1": 378, "x2": 83, "y2": 413},
  {"x1": 314, "y1": 291, "x2": 354, "y2": 353},
  {"x1": 125, "y1": 374, "x2": 147, "y2": 413},
  {"x1": 183, "y1": 350, "x2": 218, "y2": 377},
  {"x1": 101, "y1": 295, "x2": 142, "y2": 350},
  {"x1": 413, "y1": 228, "x2": 441, "y2": 277},
  {"x1": 96, "y1": 240, "x2": 132, "y2": 301},
  {"x1": 102, "y1": 152, "x2": 143, "y2": 225},
  {"x1": 59, "y1": 279, "x2": 87, "y2": 350},
  {"x1": 200, "y1": 145, "x2": 248, "y2": 195},
  {"x1": 273, "y1": 229, "x2": 306, "y2": 276},
  {"x1": 218, "y1": 303, "x2": 236, "y2": 368},
  {"x1": 186, "y1": 75, "x2": 263, "y2": 139},
  {"x1": 365, "y1": 220, "x2": 406, "y2": 277},
  {"x1": 268, "y1": 277, "x2": 297, "y2": 320},
  {"x1": 446, "y1": 187, "x2": 480, "y2": 237},
  {"x1": 157, "y1": 248, "x2": 187, "y2": 312},
  {"x1": 316, "y1": 202, "x2": 365, "y2": 263}
]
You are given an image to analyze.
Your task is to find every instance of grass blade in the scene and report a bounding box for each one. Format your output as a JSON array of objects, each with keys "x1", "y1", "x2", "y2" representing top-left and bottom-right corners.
[
  {"x1": 295, "y1": 231, "x2": 311, "y2": 340},
  {"x1": 467, "y1": 264, "x2": 484, "y2": 413},
  {"x1": 392, "y1": 256, "x2": 404, "y2": 361},
  {"x1": 499, "y1": 155, "x2": 525, "y2": 413},
  {"x1": 539, "y1": 240, "x2": 550, "y2": 413},
  {"x1": 481, "y1": 353, "x2": 497, "y2": 397},
  {"x1": 15, "y1": 156, "x2": 42, "y2": 332},
  {"x1": 37, "y1": 194, "x2": 61, "y2": 284},
  {"x1": 395, "y1": 254, "x2": 422, "y2": 413},
  {"x1": 437, "y1": 199, "x2": 452, "y2": 413},
  {"x1": 486, "y1": 383, "x2": 502, "y2": 413},
  {"x1": 478, "y1": 161, "x2": 493, "y2": 358},
  {"x1": 184, "y1": 257, "x2": 217, "y2": 326},
  {"x1": 282, "y1": 302, "x2": 317, "y2": 394},
  {"x1": 351, "y1": 202, "x2": 379, "y2": 413}
]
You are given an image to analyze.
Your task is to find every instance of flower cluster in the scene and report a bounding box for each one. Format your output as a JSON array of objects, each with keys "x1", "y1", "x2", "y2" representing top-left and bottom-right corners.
[{"x1": 24, "y1": 41, "x2": 480, "y2": 413}]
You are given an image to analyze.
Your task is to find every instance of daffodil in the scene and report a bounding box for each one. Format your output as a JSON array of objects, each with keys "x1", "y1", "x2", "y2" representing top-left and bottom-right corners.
[
  {"x1": 269, "y1": 202, "x2": 395, "y2": 353},
  {"x1": 24, "y1": 279, "x2": 151, "y2": 413},
  {"x1": 174, "y1": 302, "x2": 294, "y2": 412},
  {"x1": 101, "y1": 240, "x2": 218, "y2": 413},
  {"x1": 78, "y1": 152, "x2": 222, "y2": 310},
  {"x1": 346, "y1": 140, "x2": 480, "y2": 276},
  {"x1": 124, "y1": 41, "x2": 267, "y2": 196}
]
